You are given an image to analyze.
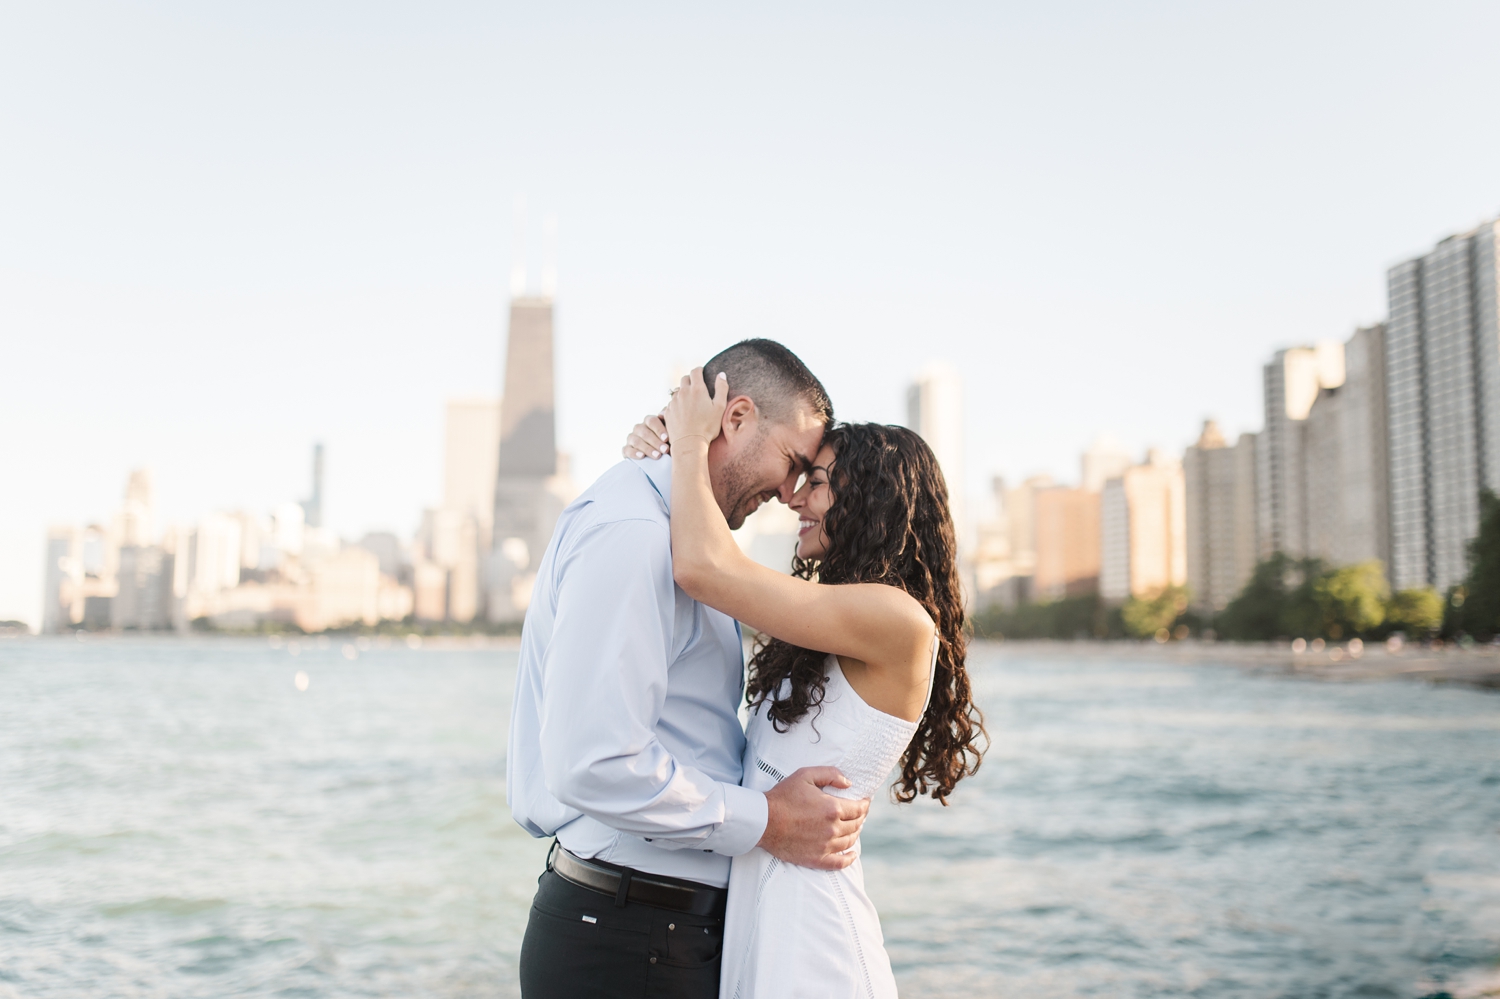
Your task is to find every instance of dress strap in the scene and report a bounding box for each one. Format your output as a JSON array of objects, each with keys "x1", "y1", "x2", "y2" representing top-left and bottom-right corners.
[{"x1": 918, "y1": 628, "x2": 939, "y2": 718}]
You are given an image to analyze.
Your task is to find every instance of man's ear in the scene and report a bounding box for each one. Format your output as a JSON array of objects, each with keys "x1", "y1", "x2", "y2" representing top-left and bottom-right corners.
[{"x1": 721, "y1": 395, "x2": 757, "y2": 436}]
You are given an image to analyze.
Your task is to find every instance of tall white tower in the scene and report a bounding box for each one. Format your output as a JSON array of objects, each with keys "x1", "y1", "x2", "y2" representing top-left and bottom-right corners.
[{"x1": 906, "y1": 362, "x2": 968, "y2": 557}]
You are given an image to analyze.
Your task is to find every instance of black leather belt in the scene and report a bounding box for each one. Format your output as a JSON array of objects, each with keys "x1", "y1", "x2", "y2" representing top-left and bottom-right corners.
[{"x1": 547, "y1": 842, "x2": 727, "y2": 918}]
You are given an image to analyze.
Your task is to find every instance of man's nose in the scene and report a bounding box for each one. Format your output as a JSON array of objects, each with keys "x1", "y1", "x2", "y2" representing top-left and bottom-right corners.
[{"x1": 776, "y1": 472, "x2": 801, "y2": 505}]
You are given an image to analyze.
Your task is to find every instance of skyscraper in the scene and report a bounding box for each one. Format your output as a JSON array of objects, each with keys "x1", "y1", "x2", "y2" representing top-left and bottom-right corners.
[
  {"x1": 189, "y1": 513, "x2": 243, "y2": 599},
  {"x1": 1303, "y1": 325, "x2": 1391, "y2": 569},
  {"x1": 1258, "y1": 343, "x2": 1345, "y2": 559},
  {"x1": 445, "y1": 398, "x2": 502, "y2": 531},
  {"x1": 1081, "y1": 436, "x2": 1133, "y2": 492},
  {"x1": 490, "y1": 294, "x2": 573, "y2": 623},
  {"x1": 116, "y1": 468, "x2": 156, "y2": 548},
  {"x1": 1032, "y1": 485, "x2": 1101, "y2": 599},
  {"x1": 1385, "y1": 219, "x2": 1500, "y2": 592},
  {"x1": 973, "y1": 474, "x2": 1053, "y2": 608},
  {"x1": 437, "y1": 398, "x2": 502, "y2": 622},
  {"x1": 42, "y1": 526, "x2": 81, "y2": 633},
  {"x1": 1183, "y1": 422, "x2": 1259, "y2": 612},
  {"x1": 1099, "y1": 450, "x2": 1187, "y2": 603},
  {"x1": 302, "y1": 443, "x2": 325, "y2": 529},
  {"x1": 906, "y1": 362, "x2": 967, "y2": 553},
  {"x1": 112, "y1": 545, "x2": 172, "y2": 630}
]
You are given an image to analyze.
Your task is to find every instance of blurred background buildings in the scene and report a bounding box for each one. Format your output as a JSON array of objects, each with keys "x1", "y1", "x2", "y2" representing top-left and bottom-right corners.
[
  {"x1": 964, "y1": 214, "x2": 1499, "y2": 626},
  {"x1": 9, "y1": 4, "x2": 1500, "y2": 635},
  {"x1": 39, "y1": 283, "x2": 576, "y2": 635},
  {"x1": 32, "y1": 212, "x2": 1500, "y2": 636}
]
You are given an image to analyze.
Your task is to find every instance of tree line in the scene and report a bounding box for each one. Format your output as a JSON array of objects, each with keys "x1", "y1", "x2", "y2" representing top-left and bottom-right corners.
[{"x1": 972, "y1": 492, "x2": 1500, "y2": 643}]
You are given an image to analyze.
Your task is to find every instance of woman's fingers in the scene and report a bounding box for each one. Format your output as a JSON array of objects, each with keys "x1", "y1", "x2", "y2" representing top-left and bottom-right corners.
[
  {"x1": 644, "y1": 413, "x2": 669, "y2": 446},
  {"x1": 637, "y1": 415, "x2": 669, "y2": 452},
  {"x1": 624, "y1": 425, "x2": 665, "y2": 459},
  {"x1": 664, "y1": 368, "x2": 730, "y2": 444},
  {"x1": 623, "y1": 376, "x2": 716, "y2": 460}
]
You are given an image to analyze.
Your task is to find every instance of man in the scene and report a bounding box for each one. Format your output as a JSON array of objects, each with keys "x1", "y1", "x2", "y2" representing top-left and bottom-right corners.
[{"x1": 509, "y1": 339, "x2": 870, "y2": 998}]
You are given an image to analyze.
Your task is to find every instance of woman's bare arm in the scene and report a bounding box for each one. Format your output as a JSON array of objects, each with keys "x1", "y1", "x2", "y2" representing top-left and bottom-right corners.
[{"x1": 664, "y1": 371, "x2": 934, "y2": 715}]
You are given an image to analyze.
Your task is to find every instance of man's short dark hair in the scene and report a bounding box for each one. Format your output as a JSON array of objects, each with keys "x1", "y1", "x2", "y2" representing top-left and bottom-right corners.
[{"x1": 702, "y1": 339, "x2": 833, "y2": 428}]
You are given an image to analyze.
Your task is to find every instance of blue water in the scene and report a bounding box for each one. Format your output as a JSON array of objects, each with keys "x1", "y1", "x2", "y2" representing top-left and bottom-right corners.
[{"x1": 2, "y1": 637, "x2": 1498, "y2": 997}]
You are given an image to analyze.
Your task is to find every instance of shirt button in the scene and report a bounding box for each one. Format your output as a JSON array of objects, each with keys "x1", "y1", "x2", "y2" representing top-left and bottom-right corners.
[
  {"x1": 649, "y1": 957, "x2": 657, "y2": 964},
  {"x1": 668, "y1": 923, "x2": 675, "y2": 931}
]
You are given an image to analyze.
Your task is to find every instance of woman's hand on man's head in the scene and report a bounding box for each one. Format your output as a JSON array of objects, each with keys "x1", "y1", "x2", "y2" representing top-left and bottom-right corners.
[
  {"x1": 620, "y1": 369, "x2": 730, "y2": 459},
  {"x1": 623, "y1": 413, "x2": 670, "y2": 460},
  {"x1": 663, "y1": 369, "x2": 728, "y2": 451}
]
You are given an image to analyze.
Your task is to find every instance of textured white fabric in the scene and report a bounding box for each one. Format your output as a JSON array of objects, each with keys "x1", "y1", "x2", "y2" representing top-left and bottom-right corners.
[{"x1": 721, "y1": 641, "x2": 936, "y2": 998}]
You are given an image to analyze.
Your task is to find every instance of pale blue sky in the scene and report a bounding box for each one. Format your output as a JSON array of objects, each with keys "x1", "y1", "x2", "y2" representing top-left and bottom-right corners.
[{"x1": 5, "y1": 1, "x2": 1500, "y2": 625}]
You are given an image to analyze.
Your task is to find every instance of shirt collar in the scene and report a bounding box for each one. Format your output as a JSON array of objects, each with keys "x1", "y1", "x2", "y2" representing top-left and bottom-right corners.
[{"x1": 638, "y1": 454, "x2": 673, "y2": 514}]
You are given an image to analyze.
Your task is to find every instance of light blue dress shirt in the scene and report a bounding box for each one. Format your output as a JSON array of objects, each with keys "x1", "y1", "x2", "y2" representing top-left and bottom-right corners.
[{"x1": 508, "y1": 456, "x2": 769, "y2": 888}]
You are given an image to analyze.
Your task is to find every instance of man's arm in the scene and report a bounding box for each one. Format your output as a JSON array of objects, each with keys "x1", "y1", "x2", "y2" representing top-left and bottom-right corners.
[
  {"x1": 538, "y1": 517, "x2": 766, "y2": 855},
  {"x1": 539, "y1": 516, "x2": 869, "y2": 868}
]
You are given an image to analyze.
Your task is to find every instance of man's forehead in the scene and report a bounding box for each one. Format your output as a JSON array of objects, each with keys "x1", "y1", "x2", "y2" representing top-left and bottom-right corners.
[{"x1": 775, "y1": 419, "x2": 827, "y2": 468}]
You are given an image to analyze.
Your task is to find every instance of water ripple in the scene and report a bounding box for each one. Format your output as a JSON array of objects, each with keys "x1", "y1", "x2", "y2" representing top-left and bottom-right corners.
[{"x1": 1, "y1": 640, "x2": 1498, "y2": 997}]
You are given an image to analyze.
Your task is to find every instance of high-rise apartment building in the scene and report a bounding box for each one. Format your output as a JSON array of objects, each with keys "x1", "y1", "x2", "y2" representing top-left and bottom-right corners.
[
  {"x1": 973, "y1": 474, "x2": 1053, "y2": 608},
  {"x1": 907, "y1": 362, "x2": 967, "y2": 553},
  {"x1": 430, "y1": 397, "x2": 503, "y2": 623},
  {"x1": 490, "y1": 295, "x2": 574, "y2": 623},
  {"x1": 42, "y1": 527, "x2": 81, "y2": 633},
  {"x1": 1258, "y1": 343, "x2": 1345, "y2": 559},
  {"x1": 190, "y1": 513, "x2": 243, "y2": 598},
  {"x1": 301, "y1": 443, "x2": 325, "y2": 529},
  {"x1": 112, "y1": 545, "x2": 173, "y2": 630},
  {"x1": 116, "y1": 468, "x2": 156, "y2": 548},
  {"x1": 1099, "y1": 450, "x2": 1187, "y2": 603},
  {"x1": 1081, "y1": 436, "x2": 1133, "y2": 493},
  {"x1": 1183, "y1": 422, "x2": 1259, "y2": 612},
  {"x1": 303, "y1": 547, "x2": 381, "y2": 632},
  {"x1": 1303, "y1": 325, "x2": 1391, "y2": 569},
  {"x1": 1385, "y1": 219, "x2": 1500, "y2": 592},
  {"x1": 445, "y1": 398, "x2": 502, "y2": 531},
  {"x1": 1033, "y1": 486, "x2": 1101, "y2": 599}
]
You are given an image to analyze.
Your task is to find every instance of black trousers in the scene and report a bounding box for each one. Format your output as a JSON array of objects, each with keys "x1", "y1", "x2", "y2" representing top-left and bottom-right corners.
[{"x1": 519, "y1": 868, "x2": 724, "y2": 999}]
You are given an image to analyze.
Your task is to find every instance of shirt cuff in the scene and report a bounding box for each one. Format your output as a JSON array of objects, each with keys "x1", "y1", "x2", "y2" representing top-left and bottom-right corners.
[{"x1": 701, "y1": 783, "x2": 769, "y2": 857}]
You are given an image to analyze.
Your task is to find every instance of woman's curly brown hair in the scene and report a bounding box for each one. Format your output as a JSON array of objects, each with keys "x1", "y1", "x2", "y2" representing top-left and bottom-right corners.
[{"x1": 744, "y1": 423, "x2": 986, "y2": 803}]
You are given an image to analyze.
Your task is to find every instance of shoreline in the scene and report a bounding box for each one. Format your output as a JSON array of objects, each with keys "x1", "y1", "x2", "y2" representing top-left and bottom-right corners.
[
  {"x1": 979, "y1": 638, "x2": 1500, "y2": 691},
  {"x1": 1, "y1": 631, "x2": 525, "y2": 651},
  {"x1": 8, "y1": 632, "x2": 1499, "y2": 691}
]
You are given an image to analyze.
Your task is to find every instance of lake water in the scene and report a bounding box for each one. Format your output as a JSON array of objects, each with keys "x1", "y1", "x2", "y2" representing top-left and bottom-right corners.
[{"x1": 3, "y1": 637, "x2": 1499, "y2": 998}]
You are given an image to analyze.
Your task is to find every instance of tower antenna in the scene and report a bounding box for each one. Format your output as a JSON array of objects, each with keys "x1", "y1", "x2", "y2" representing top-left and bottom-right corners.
[
  {"x1": 541, "y1": 215, "x2": 557, "y2": 298},
  {"x1": 510, "y1": 195, "x2": 528, "y2": 297}
]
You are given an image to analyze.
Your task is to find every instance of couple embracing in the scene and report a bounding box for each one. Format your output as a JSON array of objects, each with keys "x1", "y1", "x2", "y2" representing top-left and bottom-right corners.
[{"x1": 508, "y1": 339, "x2": 985, "y2": 998}]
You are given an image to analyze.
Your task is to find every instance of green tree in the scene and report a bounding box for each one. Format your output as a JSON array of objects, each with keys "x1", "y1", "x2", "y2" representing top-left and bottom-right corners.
[
  {"x1": 1385, "y1": 588, "x2": 1443, "y2": 635},
  {"x1": 1313, "y1": 561, "x2": 1388, "y2": 638},
  {"x1": 1450, "y1": 489, "x2": 1500, "y2": 638},
  {"x1": 1278, "y1": 557, "x2": 1327, "y2": 639},
  {"x1": 1121, "y1": 585, "x2": 1190, "y2": 639},
  {"x1": 1217, "y1": 554, "x2": 1334, "y2": 640},
  {"x1": 1217, "y1": 553, "x2": 1293, "y2": 640},
  {"x1": 972, "y1": 594, "x2": 1110, "y2": 640}
]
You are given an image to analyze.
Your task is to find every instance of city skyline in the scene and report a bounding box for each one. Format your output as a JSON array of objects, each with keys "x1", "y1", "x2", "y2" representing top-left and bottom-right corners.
[
  {"x1": 29, "y1": 202, "x2": 1499, "y2": 632},
  {"x1": 7, "y1": 3, "x2": 1500, "y2": 626}
]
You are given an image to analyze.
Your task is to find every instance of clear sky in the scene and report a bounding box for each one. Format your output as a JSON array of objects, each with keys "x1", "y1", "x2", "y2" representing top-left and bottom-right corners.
[{"x1": 5, "y1": 1, "x2": 1500, "y2": 626}]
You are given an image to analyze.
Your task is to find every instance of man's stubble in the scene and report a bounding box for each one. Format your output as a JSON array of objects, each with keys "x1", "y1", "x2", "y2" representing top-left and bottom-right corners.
[{"x1": 715, "y1": 427, "x2": 773, "y2": 531}]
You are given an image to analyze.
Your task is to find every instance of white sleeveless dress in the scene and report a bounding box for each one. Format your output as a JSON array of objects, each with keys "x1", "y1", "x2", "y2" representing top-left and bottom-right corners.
[{"x1": 720, "y1": 644, "x2": 936, "y2": 999}]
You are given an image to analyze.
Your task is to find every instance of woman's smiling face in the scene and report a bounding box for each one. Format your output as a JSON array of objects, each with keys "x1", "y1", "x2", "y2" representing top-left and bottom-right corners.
[{"x1": 788, "y1": 444, "x2": 836, "y2": 560}]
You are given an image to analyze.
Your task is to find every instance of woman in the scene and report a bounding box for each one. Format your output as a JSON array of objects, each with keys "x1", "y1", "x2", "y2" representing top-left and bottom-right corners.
[{"x1": 622, "y1": 369, "x2": 986, "y2": 999}]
